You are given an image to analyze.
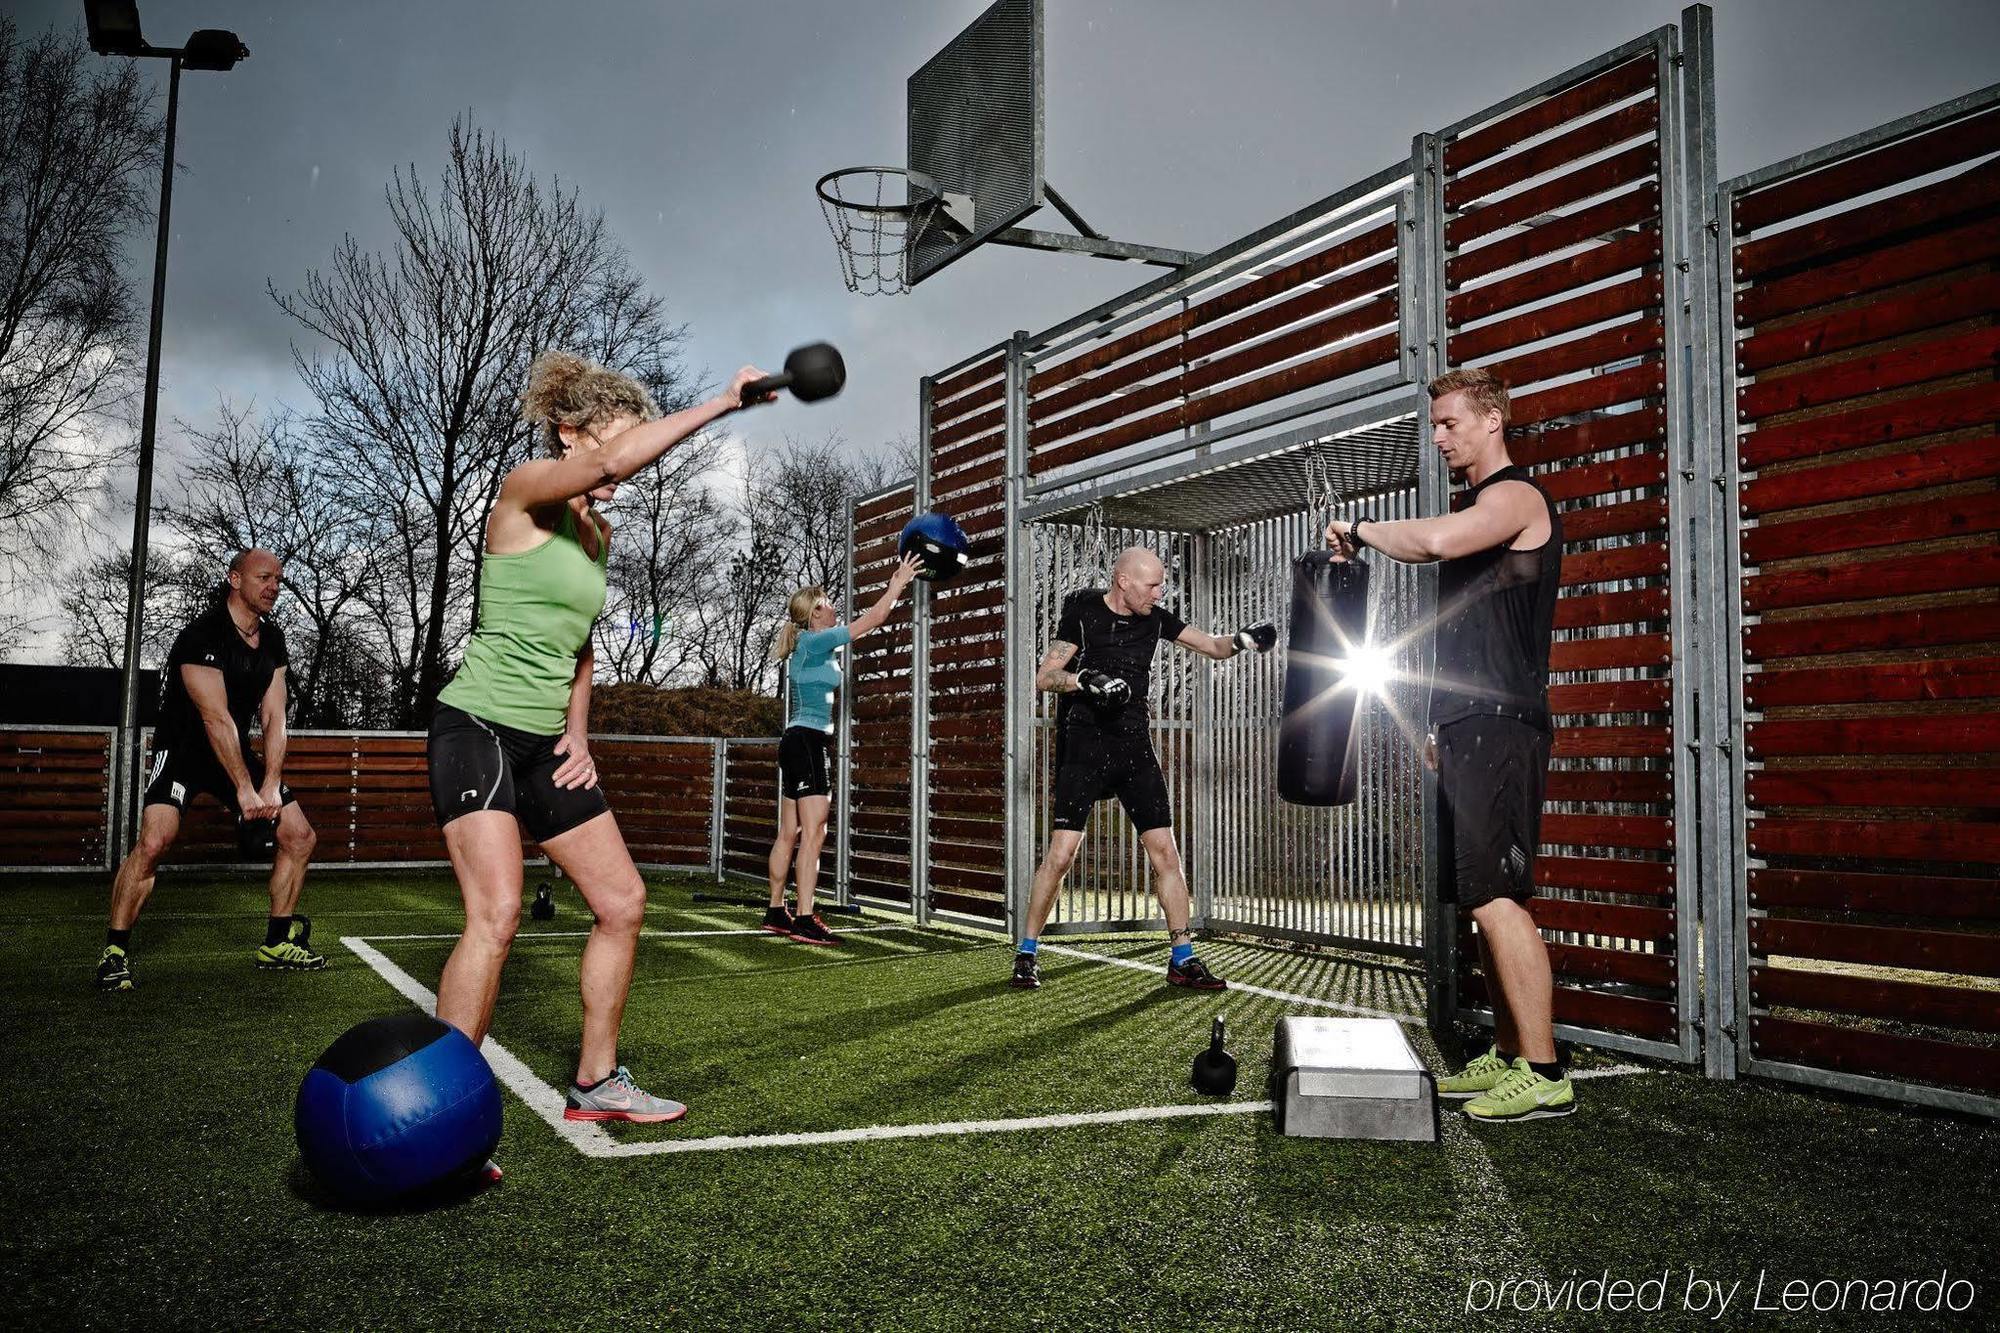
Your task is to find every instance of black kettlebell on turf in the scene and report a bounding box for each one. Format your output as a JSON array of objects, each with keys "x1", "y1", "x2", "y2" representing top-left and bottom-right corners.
[
  {"x1": 1191, "y1": 1016, "x2": 1238, "y2": 1097},
  {"x1": 530, "y1": 882, "x2": 555, "y2": 921},
  {"x1": 741, "y1": 342, "x2": 846, "y2": 404}
]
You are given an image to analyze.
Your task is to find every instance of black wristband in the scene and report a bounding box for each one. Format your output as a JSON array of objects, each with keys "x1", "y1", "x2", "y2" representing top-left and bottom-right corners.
[{"x1": 1349, "y1": 519, "x2": 1370, "y2": 551}]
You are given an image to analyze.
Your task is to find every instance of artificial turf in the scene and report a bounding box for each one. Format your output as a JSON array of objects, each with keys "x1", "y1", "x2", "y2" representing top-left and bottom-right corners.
[{"x1": 2, "y1": 870, "x2": 1995, "y2": 1330}]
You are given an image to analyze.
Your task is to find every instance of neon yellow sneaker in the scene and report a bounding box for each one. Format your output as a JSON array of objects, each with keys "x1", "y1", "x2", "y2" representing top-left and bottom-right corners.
[
  {"x1": 1438, "y1": 1048, "x2": 1511, "y2": 1099},
  {"x1": 1464, "y1": 1058, "x2": 1575, "y2": 1122},
  {"x1": 96, "y1": 945, "x2": 133, "y2": 992},
  {"x1": 255, "y1": 939, "x2": 327, "y2": 971}
]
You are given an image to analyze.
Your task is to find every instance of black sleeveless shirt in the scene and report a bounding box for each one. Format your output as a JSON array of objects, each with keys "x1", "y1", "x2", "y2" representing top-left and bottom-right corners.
[{"x1": 1428, "y1": 465, "x2": 1562, "y2": 733}]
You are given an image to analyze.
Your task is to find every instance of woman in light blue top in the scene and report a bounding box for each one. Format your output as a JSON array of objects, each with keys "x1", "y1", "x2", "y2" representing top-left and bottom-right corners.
[{"x1": 764, "y1": 557, "x2": 919, "y2": 944}]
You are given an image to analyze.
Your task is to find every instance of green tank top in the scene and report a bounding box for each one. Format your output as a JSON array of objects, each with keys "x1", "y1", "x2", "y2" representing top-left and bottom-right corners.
[{"x1": 439, "y1": 505, "x2": 608, "y2": 735}]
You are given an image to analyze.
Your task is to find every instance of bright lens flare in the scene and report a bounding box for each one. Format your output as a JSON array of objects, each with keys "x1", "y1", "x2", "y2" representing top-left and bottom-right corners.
[{"x1": 1340, "y1": 644, "x2": 1395, "y2": 698}]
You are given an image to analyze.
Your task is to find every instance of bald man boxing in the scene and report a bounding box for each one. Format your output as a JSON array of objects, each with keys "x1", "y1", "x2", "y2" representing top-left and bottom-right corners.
[{"x1": 1010, "y1": 547, "x2": 1276, "y2": 990}]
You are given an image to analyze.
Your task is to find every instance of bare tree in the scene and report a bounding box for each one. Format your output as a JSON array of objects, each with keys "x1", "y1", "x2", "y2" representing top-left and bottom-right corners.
[
  {"x1": 0, "y1": 20, "x2": 158, "y2": 588},
  {"x1": 271, "y1": 116, "x2": 690, "y2": 725},
  {"x1": 593, "y1": 427, "x2": 731, "y2": 686},
  {"x1": 60, "y1": 545, "x2": 208, "y2": 669},
  {"x1": 158, "y1": 398, "x2": 386, "y2": 725}
]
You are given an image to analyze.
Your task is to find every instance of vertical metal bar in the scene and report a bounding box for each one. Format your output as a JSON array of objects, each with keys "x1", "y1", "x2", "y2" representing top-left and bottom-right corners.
[
  {"x1": 1678, "y1": 3, "x2": 1734, "y2": 1078},
  {"x1": 710, "y1": 737, "x2": 725, "y2": 880},
  {"x1": 913, "y1": 384, "x2": 935, "y2": 927},
  {"x1": 1411, "y1": 128, "x2": 1454, "y2": 1035},
  {"x1": 1003, "y1": 338, "x2": 1032, "y2": 941},
  {"x1": 1656, "y1": 20, "x2": 1704, "y2": 1067},
  {"x1": 835, "y1": 495, "x2": 856, "y2": 907}
]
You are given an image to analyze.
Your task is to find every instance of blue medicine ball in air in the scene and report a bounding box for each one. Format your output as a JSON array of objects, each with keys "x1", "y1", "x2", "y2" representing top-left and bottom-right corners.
[
  {"x1": 899, "y1": 510, "x2": 971, "y2": 583},
  {"x1": 295, "y1": 1013, "x2": 502, "y2": 1205}
]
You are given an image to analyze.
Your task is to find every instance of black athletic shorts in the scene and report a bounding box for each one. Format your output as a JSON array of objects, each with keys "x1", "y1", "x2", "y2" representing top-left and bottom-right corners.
[
  {"x1": 778, "y1": 726, "x2": 832, "y2": 801},
  {"x1": 1436, "y1": 713, "x2": 1552, "y2": 911},
  {"x1": 427, "y1": 703, "x2": 610, "y2": 842},
  {"x1": 142, "y1": 738, "x2": 294, "y2": 815},
  {"x1": 1049, "y1": 729, "x2": 1173, "y2": 834}
]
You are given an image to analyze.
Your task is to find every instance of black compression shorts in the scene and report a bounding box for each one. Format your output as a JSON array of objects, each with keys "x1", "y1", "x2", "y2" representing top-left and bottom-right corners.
[
  {"x1": 778, "y1": 727, "x2": 832, "y2": 801},
  {"x1": 1048, "y1": 729, "x2": 1173, "y2": 834},
  {"x1": 1436, "y1": 713, "x2": 1551, "y2": 911},
  {"x1": 142, "y1": 740, "x2": 294, "y2": 816},
  {"x1": 427, "y1": 703, "x2": 610, "y2": 843}
]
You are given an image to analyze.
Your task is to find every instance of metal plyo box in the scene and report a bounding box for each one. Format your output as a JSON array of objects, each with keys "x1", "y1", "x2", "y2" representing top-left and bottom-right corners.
[{"x1": 1271, "y1": 1017, "x2": 1438, "y2": 1142}]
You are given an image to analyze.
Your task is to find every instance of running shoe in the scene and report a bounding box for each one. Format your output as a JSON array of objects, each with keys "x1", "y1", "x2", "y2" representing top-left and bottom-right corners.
[
  {"x1": 478, "y1": 1158, "x2": 503, "y2": 1185},
  {"x1": 563, "y1": 1066, "x2": 688, "y2": 1124},
  {"x1": 1438, "y1": 1048, "x2": 1513, "y2": 1099},
  {"x1": 255, "y1": 939, "x2": 328, "y2": 971},
  {"x1": 760, "y1": 905, "x2": 795, "y2": 936},
  {"x1": 1167, "y1": 956, "x2": 1228, "y2": 990},
  {"x1": 1010, "y1": 951, "x2": 1042, "y2": 989},
  {"x1": 96, "y1": 945, "x2": 133, "y2": 992},
  {"x1": 787, "y1": 912, "x2": 843, "y2": 946},
  {"x1": 1464, "y1": 1059, "x2": 1575, "y2": 1123}
]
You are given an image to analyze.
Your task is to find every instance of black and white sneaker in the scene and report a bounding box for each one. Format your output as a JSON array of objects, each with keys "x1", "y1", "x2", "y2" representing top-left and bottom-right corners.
[{"x1": 1010, "y1": 951, "x2": 1042, "y2": 989}]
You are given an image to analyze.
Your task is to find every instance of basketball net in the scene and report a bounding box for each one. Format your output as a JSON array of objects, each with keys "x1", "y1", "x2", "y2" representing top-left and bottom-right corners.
[{"x1": 818, "y1": 168, "x2": 943, "y2": 296}]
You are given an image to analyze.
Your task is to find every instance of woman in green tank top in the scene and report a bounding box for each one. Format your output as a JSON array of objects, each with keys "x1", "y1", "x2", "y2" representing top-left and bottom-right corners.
[{"x1": 429, "y1": 349, "x2": 774, "y2": 1149}]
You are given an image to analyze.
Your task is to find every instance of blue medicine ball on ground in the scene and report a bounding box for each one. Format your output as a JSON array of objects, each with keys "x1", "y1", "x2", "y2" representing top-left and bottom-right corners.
[
  {"x1": 899, "y1": 510, "x2": 971, "y2": 583},
  {"x1": 295, "y1": 1013, "x2": 502, "y2": 1205}
]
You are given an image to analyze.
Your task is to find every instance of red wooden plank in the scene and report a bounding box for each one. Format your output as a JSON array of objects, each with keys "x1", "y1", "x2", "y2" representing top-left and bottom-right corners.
[
  {"x1": 1752, "y1": 916, "x2": 2000, "y2": 978},
  {"x1": 1734, "y1": 215, "x2": 2000, "y2": 327},
  {"x1": 1739, "y1": 436, "x2": 2000, "y2": 519},
  {"x1": 1484, "y1": 318, "x2": 1665, "y2": 397},
  {"x1": 1732, "y1": 104, "x2": 2000, "y2": 234},
  {"x1": 1553, "y1": 586, "x2": 1670, "y2": 630},
  {"x1": 1184, "y1": 331, "x2": 1402, "y2": 425},
  {"x1": 1748, "y1": 816, "x2": 2000, "y2": 865},
  {"x1": 1748, "y1": 867, "x2": 1999, "y2": 919},
  {"x1": 1736, "y1": 159, "x2": 2000, "y2": 281},
  {"x1": 1448, "y1": 98, "x2": 1661, "y2": 211},
  {"x1": 1450, "y1": 273, "x2": 1663, "y2": 363},
  {"x1": 1546, "y1": 679, "x2": 1671, "y2": 715},
  {"x1": 1445, "y1": 56, "x2": 1656, "y2": 175},
  {"x1": 1511, "y1": 362, "x2": 1666, "y2": 429},
  {"x1": 1746, "y1": 715, "x2": 2000, "y2": 757},
  {"x1": 1512, "y1": 407, "x2": 1664, "y2": 470},
  {"x1": 932, "y1": 357, "x2": 1004, "y2": 409},
  {"x1": 1185, "y1": 261, "x2": 1399, "y2": 365},
  {"x1": 1449, "y1": 142, "x2": 1660, "y2": 248},
  {"x1": 1535, "y1": 854, "x2": 1673, "y2": 895},
  {"x1": 1181, "y1": 299, "x2": 1400, "y2": 398},
  {"x1": 1540, "y1": 811, "x2": 1674, "y2": 851},
  {"x1": 1735, "y1": 271, "x2": 2000, "y2": 375},
  {"x1": 1742, "y1": 546, "x2": 2000, "y2": 612},
  {"x1": 1744, "y1": 657, "x2": 2000, "y2": 708},
  {"x1": 1737, "y1": 327, "x2": 2000, "y2": 422},
  {"x1": 930, "y1": 430, "x2": 1006, "y2": 479},
  {"x1": 1744, "y1": 600, "x2": 2000, "y2": 661},
  {"x1": 1551, "y1": 724, "x2": 1670, "y2": 758},
  {"x1": 1752, "y1": 965, "x2": 2000, "y2": 1034},
  {"x1": 1447, "y1": 184, "x2": 1660, "y2": 287},
  {"x1": 1536, "y1": 449, "x2": 1668, "y2": 504},
  {"x1": 1748, "y1": 767, "x2": 2000, "y2": 810},
  {"x1": 1462, "y1": 975, "x2": 1677, "y2": 1040},
  {"x1": 1559, "y1": 540, "x2": 1670, "y2": 588},
  {"x1": 1559, "y1": 495, "x2": 1667, "y2": 543},
  {"x1": 1752, "y1": 1014, "x2": 2000, "y2": 1093},
  {"x1": 931, "y1": 401, "x2": 1006, "y2": 451},
  {"x1": 1549, "y1": 632, "x2": 1671, "y2": 672},
  {"x1": 1450, "y1": 229, "x2": 1660, "y2": 328},
  {"x1": 1546, "y1": 940, "x2": 1676, "y2": 988},
  {"x1": 1191, "y1": 222, "x2": 1398, "y2": 329},
  {"x1": 1543, "y1": 767, "x2": 1672, "y2": 803}
]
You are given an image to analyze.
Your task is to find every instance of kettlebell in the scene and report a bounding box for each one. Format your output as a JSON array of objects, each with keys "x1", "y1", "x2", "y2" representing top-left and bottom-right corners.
[
  {"x1": 236, "y1": 814, "x2": 278, "y2": 861},
  {"x1": 1191, "y1": 1015, "x2": 1238, "y2": 1096},
  {"x1": 741, "y1": 342, "x2": 846, "y2": 404},
  {"x1": 530, "y1": 882, "x2": 555, "y2": 921}
]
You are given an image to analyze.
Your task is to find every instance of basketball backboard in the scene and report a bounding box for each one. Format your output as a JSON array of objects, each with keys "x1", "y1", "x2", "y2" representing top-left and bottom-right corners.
[{"x1": 906, "y1": 0, "x2": 1045, "y2": 286}]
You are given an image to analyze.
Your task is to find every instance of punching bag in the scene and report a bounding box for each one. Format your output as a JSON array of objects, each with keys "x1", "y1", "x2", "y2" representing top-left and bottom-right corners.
[{"x1": 1278, "y1": 551, "x2": 1372, "y2": 806}]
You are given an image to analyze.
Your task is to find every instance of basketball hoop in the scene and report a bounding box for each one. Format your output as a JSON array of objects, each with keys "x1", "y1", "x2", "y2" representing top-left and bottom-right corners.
[{"x1": 817, "y1": 167, "x2": 958, "y2": 296}]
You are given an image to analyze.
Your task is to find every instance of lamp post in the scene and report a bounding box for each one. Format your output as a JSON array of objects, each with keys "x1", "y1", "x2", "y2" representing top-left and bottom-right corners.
[{"x1": 84, "y1": 1, "x2": 248, "y2": 864}]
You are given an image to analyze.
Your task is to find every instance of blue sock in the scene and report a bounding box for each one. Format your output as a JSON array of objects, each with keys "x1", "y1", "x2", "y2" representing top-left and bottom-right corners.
[
  {"x1": 1018, "y1": 938, "x2": 1038, "y2": 956},
  {"x1": 1171, "y1": 942, "x2": 1195, "y2": 966}
]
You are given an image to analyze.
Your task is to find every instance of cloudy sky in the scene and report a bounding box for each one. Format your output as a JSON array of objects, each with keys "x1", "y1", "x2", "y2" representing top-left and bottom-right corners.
[{"x1": 12, "y1": 0, "x2": 2000, "y2": 655}]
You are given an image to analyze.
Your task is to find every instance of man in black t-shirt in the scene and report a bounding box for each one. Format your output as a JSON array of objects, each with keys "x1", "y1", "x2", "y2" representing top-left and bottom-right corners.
[
  {"x1": 1325, "y1": 368, "x2": 1570, "y2": 1124},
  {"x1": 1009, "y1": 546, "x2": 1276, "y2": 991},
  {"x1": 96, "y1": 549, "x2": 325, "y2": 992}
]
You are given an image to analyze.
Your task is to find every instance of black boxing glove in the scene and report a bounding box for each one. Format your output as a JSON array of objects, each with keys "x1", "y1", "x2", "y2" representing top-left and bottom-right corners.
[
  {"x1": 1076, "y1": 669, "x2": 1132, "y2": 707},
  {"x1": 1231, "y1": 621, "x2": 1278, "y2": 654}
]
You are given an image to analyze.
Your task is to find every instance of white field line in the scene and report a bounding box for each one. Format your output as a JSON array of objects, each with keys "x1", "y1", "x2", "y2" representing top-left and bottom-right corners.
[
  {"x1": 344, "y1": 929, "x2": 1655, "y2": 1159},
  {"x1": 340, "y1": 937, "x2": 613, "y2": 1156},
  {"x1": 358, "y1": 924, "x2": 922, "y2": 942},
  {"x1": 1036, "y1": 942, "x2": 1416, "y2": 1021}
]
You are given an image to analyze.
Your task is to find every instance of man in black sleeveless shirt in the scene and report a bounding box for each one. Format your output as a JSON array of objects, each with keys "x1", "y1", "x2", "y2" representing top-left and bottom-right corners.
[
  {"x1": 1325, "y1": 369, "x2": 1573, "y2": 1122},
  {"x1": 96, "y1": 549, "x2": 324, "y2": 992},
  {"x1": 1010, "y1": 547, "x2": 1276, "y2": 991}
]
